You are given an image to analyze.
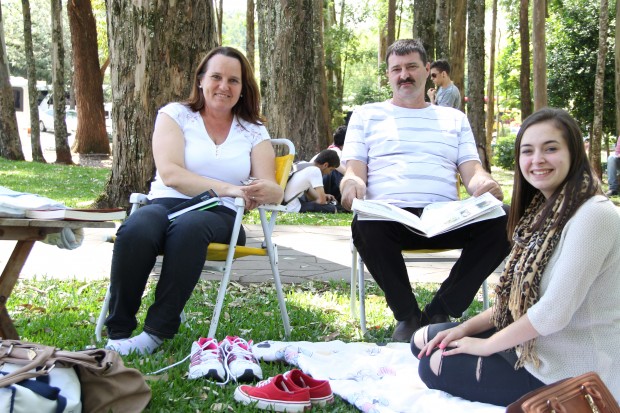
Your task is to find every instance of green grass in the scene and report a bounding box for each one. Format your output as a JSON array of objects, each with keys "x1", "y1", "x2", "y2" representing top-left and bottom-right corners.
[
  {"x1": 0, "y1": 158, "x2": 109, "y2": 208},
  {"x1": 8, "y1": 277, "x2": 486, "y2": 412}
]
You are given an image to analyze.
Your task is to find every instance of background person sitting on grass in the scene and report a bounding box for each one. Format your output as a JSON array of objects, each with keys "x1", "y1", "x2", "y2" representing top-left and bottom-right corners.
[{"x1": 283, "y1": 149, "x2": 341, "y2": 213}]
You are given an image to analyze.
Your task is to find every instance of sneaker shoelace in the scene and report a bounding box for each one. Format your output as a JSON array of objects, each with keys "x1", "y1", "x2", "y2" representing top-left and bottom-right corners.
[
  {"x1": 221, "y1": 336, "x2": 258, "y2": 383},
  {"x1": 148, "y1": 338, "x2": 226, "y2": 380}
]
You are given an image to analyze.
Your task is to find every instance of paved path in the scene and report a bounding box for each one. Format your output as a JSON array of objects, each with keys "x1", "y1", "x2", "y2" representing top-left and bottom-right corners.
[{"x1": 0, "y1": 224, "x2": 502, "y2": 286}]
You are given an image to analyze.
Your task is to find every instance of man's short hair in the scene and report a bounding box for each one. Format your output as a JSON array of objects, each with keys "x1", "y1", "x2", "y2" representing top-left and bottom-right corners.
[
  {"x1": 385, "y1": 39, "x2": 428, "y2": 67},
  {"x1": 430, "y1": 59, "x2": 451, "y2": 75},
  {"x1": 314, "y1": 149, "x2": 340, "y2": 168},
  {"x1": 333, "y1": 125, "x2": 347, "y2": 148}
]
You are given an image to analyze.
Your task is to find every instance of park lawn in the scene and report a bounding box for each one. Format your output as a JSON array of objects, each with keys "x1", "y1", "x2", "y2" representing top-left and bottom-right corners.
[{"x1": 7, "y1": 276, "x2": 490, "y2": 412}]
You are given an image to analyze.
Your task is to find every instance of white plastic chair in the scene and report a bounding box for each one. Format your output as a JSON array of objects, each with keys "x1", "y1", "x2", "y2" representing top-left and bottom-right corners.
[{"x1": 95, "y1": 139, "x2": 296, "y2": 341}]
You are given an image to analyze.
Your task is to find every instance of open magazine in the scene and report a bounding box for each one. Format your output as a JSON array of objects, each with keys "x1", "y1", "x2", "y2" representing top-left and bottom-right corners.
[{"x1": 352, "y1": 192, "x2": 505, "y2": 238}]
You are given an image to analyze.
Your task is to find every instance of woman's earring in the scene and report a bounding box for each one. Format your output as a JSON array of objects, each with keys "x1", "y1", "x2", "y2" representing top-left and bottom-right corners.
[{"x1": 240, "y1": 94, "x2": 243, "y2": 97}]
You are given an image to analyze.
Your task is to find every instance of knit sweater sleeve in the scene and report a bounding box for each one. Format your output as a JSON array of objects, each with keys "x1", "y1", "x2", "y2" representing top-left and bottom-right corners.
[{"x1": 526, "y1": 196, "x2": 620, "y2": 336}]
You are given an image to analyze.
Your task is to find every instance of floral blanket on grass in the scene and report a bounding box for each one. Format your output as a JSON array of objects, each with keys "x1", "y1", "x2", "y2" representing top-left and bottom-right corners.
[{"x1": 252, "y1": 340, "x2": 504, "y2": 413}]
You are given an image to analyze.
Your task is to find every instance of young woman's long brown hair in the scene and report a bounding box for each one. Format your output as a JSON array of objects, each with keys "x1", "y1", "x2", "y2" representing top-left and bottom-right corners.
[{"x1": 507, "y1": 108, "x2": 601, "y2": 236}]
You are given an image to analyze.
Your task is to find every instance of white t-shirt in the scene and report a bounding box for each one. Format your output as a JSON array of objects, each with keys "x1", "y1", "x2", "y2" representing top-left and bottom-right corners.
[
  {"x1": 149, "y1": 102, "x2": 270, "y2": 210},
  {"x1": 283, "y1": 163, "x2": 323, "y2": 212},
  {"x1": 341, "y1": 101, "x2": 479, "y2": 208}
]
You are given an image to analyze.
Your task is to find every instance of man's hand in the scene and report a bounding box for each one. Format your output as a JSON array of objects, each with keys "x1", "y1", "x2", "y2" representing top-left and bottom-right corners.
[
  {"x1": 459, "y1": 161, "x2": 504, "y2": 201},
  {"x1": 339, "y1": 160, "x2": 368, "y2": 211},
  {"x1": 427, "y1": 88, "x2": 436, "y2": 103},
  {"x1": 471, "y1": 176, "x2": 503, "y2": 201},
  {"x1": 340, "y1": 179, "x2": 365, "y2": 211}
]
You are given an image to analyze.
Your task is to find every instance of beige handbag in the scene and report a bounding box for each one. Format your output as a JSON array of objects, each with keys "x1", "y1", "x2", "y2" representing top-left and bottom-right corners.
[{"x1": 0, "y1": 340, "x2": 151, "y2": 413}]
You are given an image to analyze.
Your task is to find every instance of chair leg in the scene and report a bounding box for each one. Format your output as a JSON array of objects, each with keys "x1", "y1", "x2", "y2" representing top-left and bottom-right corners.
[
  {"x1": 482, "y1": 279, "x2": 489, "y2": 310},
  {"x1": 95, "y1": 285, "x2": 111, "y2": 342},
  {"x1": 357, "y1": 253, "x2": 367, "y2": 335},
  {"x1": 350, "y1": 245, "x2": 358, "y2": 319},
  {"x1": 207, "y1": 205, "x2": 245, "y2": 339},
  {"x1": 259, "y1": 208, "x2": 291, "y2": 339}
]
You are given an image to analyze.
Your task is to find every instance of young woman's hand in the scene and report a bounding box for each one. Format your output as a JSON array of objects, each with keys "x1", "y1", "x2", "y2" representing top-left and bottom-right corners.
[
  {"x1": 418, "y1": 325, "x2": 468, "y2": 358},
  {"x1": 439, "y1": 336, "x2": 494, "y2": 357}
]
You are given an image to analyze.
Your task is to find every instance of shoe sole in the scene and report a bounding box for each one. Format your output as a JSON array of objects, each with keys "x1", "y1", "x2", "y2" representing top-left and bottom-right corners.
[
  {"x1": 232, "y1": 368, "x2": 262, "y2": 382},
  {"x1": 310, "y1": 394, "x2": 334, "y2": 406},
  {"x1": 188, "y1": 368, "x2": 224, "y2": 382},
  {"x1": 234, "y1": 388, "x2": 311, "y2": 412}
]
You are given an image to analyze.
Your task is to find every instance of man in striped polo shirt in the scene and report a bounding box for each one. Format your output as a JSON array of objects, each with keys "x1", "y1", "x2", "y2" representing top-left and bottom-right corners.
[{"x1": 340, "y1": 39, "x2": 510, "y2": 342}]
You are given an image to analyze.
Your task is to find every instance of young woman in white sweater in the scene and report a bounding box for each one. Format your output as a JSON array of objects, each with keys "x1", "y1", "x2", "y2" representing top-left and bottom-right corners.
[{"x1": 412, "y1": 107, "x2": 620, "y2": 406}]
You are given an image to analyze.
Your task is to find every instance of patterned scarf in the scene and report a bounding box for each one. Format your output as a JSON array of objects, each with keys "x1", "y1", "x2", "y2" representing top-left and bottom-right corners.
[{"x1": 492, "y1": 190, "x2": 567, "y2": 369}]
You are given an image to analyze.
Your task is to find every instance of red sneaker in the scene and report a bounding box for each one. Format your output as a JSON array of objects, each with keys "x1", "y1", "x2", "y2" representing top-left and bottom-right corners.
[
  {"x1": 283, "y1": 369, "x2": 334, "y2": 406},
  {"x1": 234, "y1": 374, "x2": 311, "y2": 412}
]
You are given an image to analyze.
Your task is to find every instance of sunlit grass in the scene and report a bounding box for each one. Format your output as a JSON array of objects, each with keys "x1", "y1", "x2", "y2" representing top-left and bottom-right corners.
[
  {"x1": 9, "y1": 277, "x2": 486, "y2": 412},
  {"x1": 0, "y1": 158, "x2": 109, "y2": 208}
]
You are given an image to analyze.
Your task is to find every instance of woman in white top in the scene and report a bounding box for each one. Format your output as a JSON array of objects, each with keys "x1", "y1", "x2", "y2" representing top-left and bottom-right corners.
[
  {"x1": 412, "y1": 108, "x2": 620, "y2": 405},
  {"x1": 105, "y1": 47, "x2": 283, "y2": 356}
]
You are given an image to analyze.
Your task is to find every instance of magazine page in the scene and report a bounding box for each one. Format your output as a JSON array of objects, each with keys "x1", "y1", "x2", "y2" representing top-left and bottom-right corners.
[
  {"x1": 351, "y1": 198, "x2": 427, "y2": 235},
  {"x1": 420, "y1": 192, "x2": 504, "y2": 237}
]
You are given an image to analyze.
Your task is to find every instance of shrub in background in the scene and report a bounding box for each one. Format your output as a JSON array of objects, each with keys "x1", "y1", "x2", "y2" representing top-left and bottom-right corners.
[{"x1": 493, "y1": 135, "x2": 516, "y2": 171}]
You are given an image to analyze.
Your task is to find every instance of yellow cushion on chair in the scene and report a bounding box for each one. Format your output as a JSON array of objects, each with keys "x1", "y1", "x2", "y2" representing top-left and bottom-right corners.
[{"x1": 206, "y1": 243, "x2": 267, "y2": 261}]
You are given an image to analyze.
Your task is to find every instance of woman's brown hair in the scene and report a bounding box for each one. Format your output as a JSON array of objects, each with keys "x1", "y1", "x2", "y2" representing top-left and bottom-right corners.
[
  {"x1": 507, "y1": 108, "x2": 601, "y2": 236},
  {"x1": 184, "y1": 46, "x2": 264, "y2": 124}
]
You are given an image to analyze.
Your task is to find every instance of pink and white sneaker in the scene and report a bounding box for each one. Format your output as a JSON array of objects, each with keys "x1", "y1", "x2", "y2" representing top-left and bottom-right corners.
[
  {"x1": 187, "y1": 337, "x2": 226, "y2": 382},
  {"x1": 220, "y1": 336, "x2": 263, "y2": 382}
]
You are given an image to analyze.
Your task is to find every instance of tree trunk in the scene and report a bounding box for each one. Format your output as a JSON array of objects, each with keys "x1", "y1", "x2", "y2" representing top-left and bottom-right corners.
[
  {"x1": 532, "y1": 0, "x2": 547, "y2": 111},
  {"x1": 615, "y1": 0, "x2": 620, "y2": 137},
  {"x1": 325, "y1": 0, "x2": 345, "y2": 126},
  {"x1": 246, "y1": 0, "x2": 255, "y2": 70},
  {"x1": 257, "y1": 0, "x2": 331, "y2": 159},
  {"x1": 519, "y1": 0, "x2": 533, "y2": 120},
  {"x1": 379, "y1": 22, "x2": 387, "y2": 87},
  {"x1": 98, "y1": 0, "x2": 217, "y2": 208},
  {"x1": 22, "y1": 0, "x2": 45, "y2": 162},
  {"x1": 68, "y1": 0, "x2": 110, "y2": 155},
  {"x1": 591, "y1": 0, "x2": 609, "y2": 178},
  {"x1": 387, "y1": 0, "x2": 396, "y2": 48},
  {"x1": 0, "y1": 3, "x2": 25, "y2": 161},
  {"x1": 435, "y1": 0, "x2": 450, "y2": 60},
  {"x1": 215, "y1": 0, "x2": 223, "y2": 45},
  {"x1": 413, "y1": 0, "x2": 436, "y2": 62},
  {"x1": 467, "y1": 0, "x2": 489, "y2": 171},
  {"x1": 51, "y1": 0, "x2": 73, "y2": 164},
  {"x1": 485, "y1": 0, "x2": 498, "y2": 163},
  {"x1": 450, "y1": 0, "x2": 466, "y2": 110}
]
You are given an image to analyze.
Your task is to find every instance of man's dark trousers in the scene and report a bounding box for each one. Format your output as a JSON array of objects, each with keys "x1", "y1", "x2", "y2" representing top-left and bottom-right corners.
[{"x1": 351, "y1": 205, "x2": 510, "y2": 321}]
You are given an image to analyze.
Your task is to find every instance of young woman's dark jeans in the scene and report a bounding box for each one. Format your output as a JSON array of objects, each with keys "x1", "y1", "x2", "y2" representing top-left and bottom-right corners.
[
  {"x1": 105, "y1": 198, "x2": 245, "y2": 340},
  {"x1": 411, "y1": 322, "x2": 546, "y2": 407}
]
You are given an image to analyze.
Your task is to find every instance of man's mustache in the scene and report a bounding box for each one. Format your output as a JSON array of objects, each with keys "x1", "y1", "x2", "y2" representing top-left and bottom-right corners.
[{"x1": 398, "y1": 77, "x2": 414, "y2": 85}]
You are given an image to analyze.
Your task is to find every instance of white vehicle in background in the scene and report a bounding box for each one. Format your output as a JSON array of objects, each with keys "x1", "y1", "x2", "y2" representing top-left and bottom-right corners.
[
  {"x1": 38, "y1": 108, "x2": 78, "y2": 134},
  {"x1": 10, "y1": 76, "x2": 48, "y2": 134}
]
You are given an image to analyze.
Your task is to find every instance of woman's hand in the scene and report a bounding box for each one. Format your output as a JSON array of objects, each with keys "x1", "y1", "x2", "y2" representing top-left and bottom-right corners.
[
  {"x1": 240, "y1": 179, "x2": 282, "y2": 210},
  {"x1": 418, "y1": 325, "x2": 467, "y2": 358},
  {"x1": 440, "y1": 336, "x2": 493, "y2": 357}
]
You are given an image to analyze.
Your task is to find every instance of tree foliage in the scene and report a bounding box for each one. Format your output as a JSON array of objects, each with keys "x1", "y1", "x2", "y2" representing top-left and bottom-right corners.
[
  {"x1": 546, "y1": 0, "x2": 616, "y2": 136},
  {"x1": 3, "y1": 0, "x2": 59, "y2": 83}
]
